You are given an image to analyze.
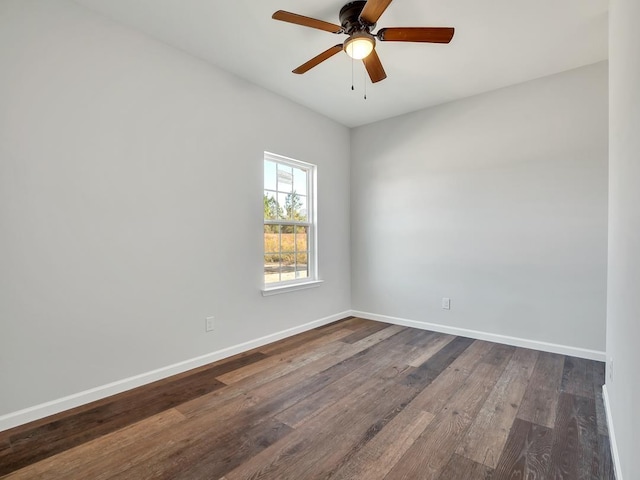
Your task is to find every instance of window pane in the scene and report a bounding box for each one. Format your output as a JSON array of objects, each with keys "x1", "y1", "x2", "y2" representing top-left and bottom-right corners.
[
  {"x1": 264, "y1": 223, "x2": 282, "y2": 285},
  {"x1": 293, "y1": 168, "x2": 307, "y2": 195},
  {"x1": 295, "y1": 253, "x2": 308, "y2": 279},
  {"x1": 281, "y1": 223, "x2": 294, "y2": 236},
  {"x1": 295, "y1": 226, "x2": 307, "y2": 252},
  {"x1": 295, "y1": 195, "x2": 307, "y2": 222},
  {"x1": 264, "y1": 224, "x2": 279, "y2": 253},
  {"x1": 280, "y1": 230, "x2": 293, "y2": 258},
  {"x1": 264, "y1": 254, "x2": 281, "y2": 284},
  {"x1": 277, "y1": 192, "x2": 290, "y2": 220},
  {"x1": 277, "y1": 164, "x2": 293, "y2": 193},
  {"x1": 280, "y1": 256, "x2": 296, "y2": 282},
  {"x1": 264, "y1": 161, "x2": 277, "y2": 191},
  {"x1": 282, "y1": 192, "x2": 304, "y2": 221},
  {"x1": 264, "y1": 191, "x2": 279, "y2": 220}
]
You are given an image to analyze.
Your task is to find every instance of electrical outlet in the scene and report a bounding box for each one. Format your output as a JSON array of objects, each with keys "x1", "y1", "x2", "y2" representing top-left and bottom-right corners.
[
  {"x1": 442, "y1": 297, "x2": 451, "y2": 310},
  {"x1": 608, "y1": 359, "x2": 614, "y2": 382},
  {"x1": 205, "y1": 316, "x2": 215, "y2": 332}
]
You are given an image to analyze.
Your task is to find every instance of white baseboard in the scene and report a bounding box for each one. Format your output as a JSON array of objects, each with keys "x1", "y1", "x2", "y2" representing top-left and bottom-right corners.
[
  {"x1": 602, "y1": 385, "x2": 624, "y2": 480},
  {"x1": 350, "y1": 310, "x2": 606, "y2": 361},
  {"x1": 0, "y1": 310, "x2": 351, "y2": 433}
]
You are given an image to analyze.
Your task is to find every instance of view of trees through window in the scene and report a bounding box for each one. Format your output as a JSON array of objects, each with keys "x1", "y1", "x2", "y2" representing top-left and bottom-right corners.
[{"x1": 264, "y1": 156, "x2": 314, "y2": 285}]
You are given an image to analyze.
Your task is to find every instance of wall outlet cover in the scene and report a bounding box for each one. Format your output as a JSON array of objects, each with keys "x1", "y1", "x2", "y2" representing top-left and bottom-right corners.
[
  {"x1": 442, "y1": 298, "x2": 451, "y2": 310},
  {"x1": 206, "y1": 316, "x2": 215, "y2": 332}
]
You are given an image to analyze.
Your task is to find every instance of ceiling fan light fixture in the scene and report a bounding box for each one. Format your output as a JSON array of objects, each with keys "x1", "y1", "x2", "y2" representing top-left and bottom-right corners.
[
  {"x1": 273, "y1": 1, "x2": 456, "y2": 83},
  {"x1": 344, "y1": 32, "x2": 375, "y2": 60}
]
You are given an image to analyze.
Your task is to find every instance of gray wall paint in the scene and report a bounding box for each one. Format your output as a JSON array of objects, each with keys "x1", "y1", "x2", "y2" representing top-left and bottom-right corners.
[
  {"x1": 351, "y1": 62, "x2": 608, "y2": 352},
  {"x1": 607, "y1": 0, "x2": 640, "y2": 477},
  {"x1": 0, "y1": 0, "x2": 351, "y2": 416}
]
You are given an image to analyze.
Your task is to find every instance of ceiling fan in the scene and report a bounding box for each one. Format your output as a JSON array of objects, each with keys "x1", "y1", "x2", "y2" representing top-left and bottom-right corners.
[{"x1": 272, "y1": 0, "x2": 455, "y2": 83}]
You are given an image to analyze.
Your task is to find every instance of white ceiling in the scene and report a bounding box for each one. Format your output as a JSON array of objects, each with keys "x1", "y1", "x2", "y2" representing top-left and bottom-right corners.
[{"x1": 73, "y1": 0, "x2": 608, "y2": 127}]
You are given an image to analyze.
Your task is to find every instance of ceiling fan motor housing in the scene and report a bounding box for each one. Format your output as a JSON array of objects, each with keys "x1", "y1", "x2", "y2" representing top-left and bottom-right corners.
[{"x1": 339, "y1": 1, "x2": 375, "y2": 33}]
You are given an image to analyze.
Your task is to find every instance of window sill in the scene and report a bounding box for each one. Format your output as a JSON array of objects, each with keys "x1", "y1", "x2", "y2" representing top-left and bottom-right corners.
[{"x1": 262, "y1": 280, "x2": 324, "y2": 296}]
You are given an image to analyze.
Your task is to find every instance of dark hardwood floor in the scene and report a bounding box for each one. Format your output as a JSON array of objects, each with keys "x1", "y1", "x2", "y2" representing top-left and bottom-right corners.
[{"x1": 0, "y1": 317, "x2": 615, "y2": 479}]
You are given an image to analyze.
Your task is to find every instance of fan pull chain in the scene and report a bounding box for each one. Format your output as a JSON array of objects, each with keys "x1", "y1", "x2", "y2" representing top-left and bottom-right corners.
[
  {"x1": 364, "y1": 74, "x2": 367, "y2": 100},
  {"x1": 351, "y1": 55, "x2": 354, "y2": 91}
]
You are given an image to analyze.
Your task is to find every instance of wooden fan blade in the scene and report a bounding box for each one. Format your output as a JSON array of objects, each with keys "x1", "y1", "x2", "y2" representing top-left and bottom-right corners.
[
  {"x1": 359, "y1": 0, "x2": 393, "y2": 25},
  {"x1": 362, "y1": 49, "x2": 387, "y2": 83},
  {"x1": 293, "y1": 44, "x2": 344, "y2": 74},
  {"x1": 272, "y1": 10, "x2": 343, "y2": 34},
  {"x1": 377, "y1": 27, "x2": 455, "y2": 43}
]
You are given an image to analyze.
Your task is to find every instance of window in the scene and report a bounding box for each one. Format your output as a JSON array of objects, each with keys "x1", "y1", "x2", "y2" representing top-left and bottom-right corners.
[{"x1": 263, "y1": 152, "x2": 317, "y2": 291}]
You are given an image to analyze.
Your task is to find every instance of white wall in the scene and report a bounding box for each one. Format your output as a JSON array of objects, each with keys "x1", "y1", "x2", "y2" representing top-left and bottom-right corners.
[
  {"x1": 0, "y1": 0, "x2": 351, "y2": 419},
  {"x1": 606, "y1": 0, "x2": 640, "y2": 477},
  {"x1": 351, "y1": 62, "x2": 608, "y2": 354}
]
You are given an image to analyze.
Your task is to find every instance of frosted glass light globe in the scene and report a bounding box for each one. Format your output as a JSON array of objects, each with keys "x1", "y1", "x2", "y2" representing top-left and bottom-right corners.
[{"x1": 344, "y1": 33, "x2": 375, "y2": 60}]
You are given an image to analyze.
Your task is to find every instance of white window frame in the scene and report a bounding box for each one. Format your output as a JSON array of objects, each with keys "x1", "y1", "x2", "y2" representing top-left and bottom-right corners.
[{"x1": 262, "y1": 152, "x2": 321, "y2": 295}]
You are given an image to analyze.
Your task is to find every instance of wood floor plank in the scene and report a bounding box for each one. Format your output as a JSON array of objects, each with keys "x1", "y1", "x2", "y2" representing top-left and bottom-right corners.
[
  {"x1": 592, "y1": 362, "x2": 609, "y2": 437},
  {"x1": 131, "y1": 391, "x2": 262, "y2": 470},
  {"x1": 407, "y1": 333, "x2": 456, "y2": 367},
  {"x1": 384, "y1": 343, "x2": 515, "y2": 480},
  {"x1": 1, "y1": 366, "x2": 228, "y2": 476},
  {"x1": 257, "y1": 325, "x2": 345, "y2": 355},
  {"x1": 254, "y1": 325, "x2": 405, "y2": 405},
  {"x1": 575, "y1": 394, "x2": 599, "y2": 480},
  {"x1": 386, "y1": 333, "x2": 458, "y2": 370},
  {"x1": 0, "y1": 438, "x2": 11, "y2": 454},
  {"x1": 275, "y1": 358, "x2": 407, "y2": 428},
  {"x1": 340, "y1": 320, "x2": 392, "y2": 343},
  {"x1": 456, "y1": 348, "x2": 539, "y2": 468},
  {"x1": 176, "y1": 340, "x2": 348, "y2": 418},
  {"x1": 0, "y1": 439, "x2": 14, "y2": 472},
  {"x1": 110, "y1": 417, "x2": 293, "y2": 480},
  {"x1": 275, "y1": 329, "x2": 461, "y2": 428},
  {"x1": 549, "y1": 392, "x2": 580, "y2": 479},
  {"x1": 400, "y1": 336, "x2": 475, "y2": 388},
  {"x1": 377, "y1": 328, "x2": 440, "y2": 362},
  {"x1": 216, "y1": 327, "x2": 353, "y2": 384},
  {"x1": 561, "y1": 356, "x2": 595, "y2": 399},
  {"x1": 592, "y1": 360, "x2": 606, "y2": 393},
  {"x1": 548, "y1": 392, "x2": 599, "y2": 479},
  {"x1": 396, "y1": 328, "x2": 437, "y2": 347},
  {"x1": 174, "y1": 329, "x2": 412, "y2": 451},
  {"x1": 170, "y1": 420, "x2": 292, "y2": 480},
  {"x1": 10, "y1": 393, "x2": 285, "y2": 479},
  {"x1": 598, "y1": 434, "x2": 616, "y2": 480},
  {"x1": 0, "y1": 349, "x2": 263, "y2": 450},
  {"x1": 313, "y1": 316, "x2": 355, "y2": 331},
  {"x1": 177, "y1": 324, "x2": 407, "y2": 421},
  {"x1": 303, "y1": 383, "x2": 418, "y2": 478},
  {"x1": 0, "y1": 319, "x2": 615, "y2": 479},
  {"x1": 516, "y1": 351, "x2": 564, "y2": 428},
  {"x1": 595, "y1": 390, "x2": 609, "y2": 437},
  {"x1": 330, "y1": 406, "x2": 434, "y2": 480},
  {"x1": 348, "y1": 323, "x2": 408, "y2": 348},
  {"x1": 2, "y1": 408, "x2": 187, "y2": 480},
  {"x1": 254, "y1": 317, "x2": 364, "y2": 356},
  {"x1": 223, "y1": 367, "x2": 420, "y2": 480},
  {"x1": 492, "y1": 418, "x2": 553, "y2": 480},
  {"x1": 337, "y1": 316, "x2": 373, "y2": 330},
  {"x1": 406, "y1": 340, "x2": 496, "y2": 414},
  {"x1": 437, "y1": 454, "x2": 494, "y2": 480}
]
